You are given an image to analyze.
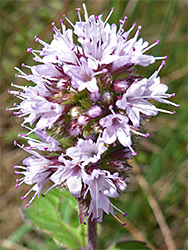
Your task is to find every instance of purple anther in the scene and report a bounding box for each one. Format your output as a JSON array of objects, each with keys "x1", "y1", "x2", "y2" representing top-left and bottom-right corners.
[
  {"x1": 102, "y1": 68, "x2": 108, "y2": 73},
  {"x1": 41, "y1": 194, "x2": 46, "y2": 197},
  {"x1": 109, "y1": 105, "x2": 113, "y2": 111},
  {"x1": 85, "y1": 212, "x2": 89, "y2": 216},
  {"x1": 25, "y1": 204, "x2": 29, "y2": 208},
  {"x1": 133, "y1": 23, "x2": 136, "y2": 28},
  {"x1": 131, "y1": 152, "x2": 137, "y2": 156},
  {"x1": 119, "y1": 19, "x2": 124, "y2": 25},
  {"x1": 60, "y1": 19, "x2": 63, "y2": 23},
  {"x1": 124, "y1": 16, "x2": 127, "y2": 20},
  {"x1": 51, "y1": 22, "x2": 55, "y2": 26},
  {"x1": 172, "y1": 111, "x2": 176, "y2": 114},
  {"x1": 21, "y1": 63, "x2": 25, "y2": 68},
  {"x1": 19, "y1": 110, "x2": 23, "y2": 115},
  {"x1": 14, "y1": 140, "x2": 17, "y2": 146},
  {"x1": 14, "y1": 103, "x2": 17, "y2": 107},
  {"x1": 157, "y1": 40, "x2": 160, "y2": 45},
  {"x1": 177, "y1": 104, "x2": 180, "y2": 108},
  {"x1": 95, "y1": 16, "x2": 98, "y2": 20},
  {"x1": 50, "y1": 105, "x2": 55, "y2": 110},
  {"x1": 8, "y1": 89, "x2": 10, "y2": 93},
  {"x1": 13, "y1": 112, "x2": 17, "y2": 115},
  {"x1": 14, "y1": 94, "x2": 17, "y2": 98},
  {"x1": 21, "y1": 144, "x2": 25, "y2": 149},
  {"x1": 164, "y1": 55, "x2": 167, "y2": 60},
  {"x1": 137, "y1": 31, "x2": 140, "y2": 35},
  {"x1": 123, "y1": 213, "x2": 128, "y2": 217},
  {"x1": 55, "y1": 55, "x2": 59, "y2": 60},
  {"x1": 16, "y1": 178, "x2": 19, "y2": 183},
  {"x1": 83, "y1": 222, "x2": 86, "y2": 225},
  {"x1": 44, "y1": 147, "x2": 48, "y2": 151},
  {"x1": 132, "y1": 47, "x2": 135, "y2": 51},
  {"x1": 171, "y1": 93, "x2": 175, "y2": 97},
  {"x1": 27, "y1": 48, "x2": 33, "y2": 53},
  {"x1": 14, "y1": 171, "x2": 19, "y2": 175},
  {"x1": 18, "y1": 134, "x2": 21, "y2": 138},
  {"x1": 52, "y1": 27, "x2": 56, "y2": 32},
  {"x1": 21, "y1": 196, "x2": 26, "y2": 200},
  {"x1": 15, "y1": 184, "x2": 19, "y2": 189},
  {"x1": 36, "y1": 91, "x2": 39, "y2": 96},
  {"x1": 122, "y1": 223, "x2": 127, "y2": 226},
  {"x1": 13, "y1": 166, "x2": 18, "y2": 169},
  {"x1": 35, "y1": 37, "x2": 39, "y2": 42},
  {"x1": 145, "y1": 132, "x2": 150, "y2": 138},
  {"x1": 6, "y1": 107, "x2": 9, "y2": 112},
  {"x1": 161, "y1": 60, "x2": 165, "y2": 67},
  {"x1": 138, "y1": 25, "x2": 142, "y2": 30},
  {"x1": 22, "y1": 134, "x2": 28, "y2": 137},
  {"x1": 16, "y1": 115, "x2": 18, "y2": 119}
]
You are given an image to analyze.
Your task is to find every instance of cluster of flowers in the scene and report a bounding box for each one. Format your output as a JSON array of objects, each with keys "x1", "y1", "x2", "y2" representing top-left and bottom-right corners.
[{"x1": 8, "y1": 4, "x2": 179, "y2": 225}]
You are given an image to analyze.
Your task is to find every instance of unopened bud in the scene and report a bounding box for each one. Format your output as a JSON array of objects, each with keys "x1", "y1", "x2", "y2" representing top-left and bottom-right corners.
[
  {"x1": 102, "y1": 92, "x2": 113, "y2": 105},
  {"x1": 87, "y1": 105, "x2": 103, "y2": 118},
  {"x1": 112, "y1": 79, "x2": 128, "y2": 92},
  {"x1": 89, "y1": 91, "x2": 101, "y2": 103}
]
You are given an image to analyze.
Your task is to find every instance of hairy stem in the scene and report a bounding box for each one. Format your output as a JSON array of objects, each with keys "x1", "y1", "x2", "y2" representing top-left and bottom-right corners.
[{"x1": 87, "y1": 217, "x2": 97, "y2": 250}]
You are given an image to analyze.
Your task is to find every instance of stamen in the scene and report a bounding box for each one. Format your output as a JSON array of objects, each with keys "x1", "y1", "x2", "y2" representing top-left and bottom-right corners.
[
  {"x1": 104, "y1": 7, "x2": 115, "y2": 25},
  {"x1": 63, "y1": 14, "x2": 74, "y2": 27},
  {"x1": 131, "y1": 129, "x2": 150, "y2": 138},
  {"x1": 82, "y1": 3, "x2": 89, "y2": 22},
  {"x1": 110, "y1": 211, "x2": 124, "y2": 225},
  {"x1": 75, "y1": 8, "x2": 82, "y2": 22},
  {"x1": 142, "y1": 40, "x2": 160, "y2": 53}
]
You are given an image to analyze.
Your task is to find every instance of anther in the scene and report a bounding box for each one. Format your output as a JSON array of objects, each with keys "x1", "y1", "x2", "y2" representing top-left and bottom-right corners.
[
  {"x1": 131, "y1": 152, "x2": 137, "y2": 156},
  {"x1": 161, "y1": 60, "x2": 165, "y2": 67},
  {"x1": 122, "y1": 223, "x2": 127, "y2": 226},
  {"x1": 145, "y1": 133, "x2": 150, "y2": 138},
  {"x1": 27, "y1": 48, "x2": 33, "y2": 53}
]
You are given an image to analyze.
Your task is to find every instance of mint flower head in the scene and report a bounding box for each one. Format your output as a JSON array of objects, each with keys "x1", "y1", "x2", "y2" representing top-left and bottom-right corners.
[{"x1": 8, "y1": 3, "x2": 179, "y2": 225}]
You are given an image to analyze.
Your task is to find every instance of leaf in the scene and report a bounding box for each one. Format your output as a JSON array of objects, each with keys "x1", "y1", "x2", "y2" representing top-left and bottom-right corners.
[
  {"x1": 109, "y1": 240, "x2": 151, "y2": 250},
  {"x1": 79, "y1": 98, "x2": 91, "y2": 109},
  {"x1": 23, "y1": 188, "x2": 86, "y2": 249}
]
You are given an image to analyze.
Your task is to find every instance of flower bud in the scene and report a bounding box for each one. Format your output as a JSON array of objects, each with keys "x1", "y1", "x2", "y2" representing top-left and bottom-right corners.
[
  {"x1": 87, "y1": 105, "x2": 103, "y2": 118},
  {"x1": 109, "y1": 147, "x2": 132, "y2": 160},
  {"x1": 112, "y1": 79, "x2": 128, "y2": 92},
  {"x1": 78, "y1": 114, "x2": 90, "y2": 125},
  {"x1": 89, "y1": 91, "x2": 101, "y2": 103},
  {"x1": 102, "y1": 92, "x2": 113, "y2": 105},
  {"x1": 70, "y1": 106, "x2": 82, "y2": 118}
]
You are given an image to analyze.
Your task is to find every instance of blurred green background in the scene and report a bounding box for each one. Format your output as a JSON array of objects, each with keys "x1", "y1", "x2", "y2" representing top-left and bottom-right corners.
[{"x1": 0, "y1": 0, "x2": 187, "y2": 249}]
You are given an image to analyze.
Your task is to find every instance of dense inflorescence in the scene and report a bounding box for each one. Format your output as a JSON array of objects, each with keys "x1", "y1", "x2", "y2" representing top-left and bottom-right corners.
[{"x1": 8, "y1": 4, "x2": 179, "y2": 225}]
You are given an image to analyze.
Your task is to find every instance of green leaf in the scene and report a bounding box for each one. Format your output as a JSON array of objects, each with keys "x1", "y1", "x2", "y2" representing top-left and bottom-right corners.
[
  {"x1": 23, "y1": 188, "x2": 86, "y2": 249},
  {"x1": 79, "y1": 98, "x2": 91, "y2": 109},
  {"x1": 109, "y1": 241, "x2": 151, "y2": 250}
]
